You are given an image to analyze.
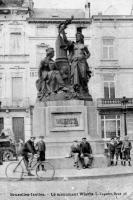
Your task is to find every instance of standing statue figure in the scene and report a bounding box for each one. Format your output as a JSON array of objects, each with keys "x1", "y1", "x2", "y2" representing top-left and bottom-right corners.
[
  {"x1": 61, "y1": 29, "x2": 92, "y2": 97},
  {"x1": 55, "y1": 16, "x2": 74, "y2": 85},
  {"x1": 36, "y1": 47, "x2": 66, "y2": 101}
]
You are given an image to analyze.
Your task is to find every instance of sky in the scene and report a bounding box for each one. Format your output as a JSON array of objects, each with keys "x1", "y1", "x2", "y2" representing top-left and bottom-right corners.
[{"x1": 33, "y1": 0, "x2": 133, "y2": 15}]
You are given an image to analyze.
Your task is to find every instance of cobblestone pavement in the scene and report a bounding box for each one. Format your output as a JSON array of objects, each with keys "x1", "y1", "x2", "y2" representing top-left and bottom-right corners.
[{"x1": 0, "y1": 176, "x2": 133, "y2": 200}]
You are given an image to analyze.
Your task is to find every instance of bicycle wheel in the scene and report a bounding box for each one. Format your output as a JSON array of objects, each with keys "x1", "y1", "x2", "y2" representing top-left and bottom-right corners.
[
  {"x1": 36, "y1": 161, "x2": 55, "y2": 181},
  {"x1": 5, "y1": 162, "x2": 24, "y2": 180}
]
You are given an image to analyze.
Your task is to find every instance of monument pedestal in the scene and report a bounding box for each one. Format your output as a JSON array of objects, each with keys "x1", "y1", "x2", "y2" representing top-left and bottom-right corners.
[{"x1": 33, "y1": 100, "x2": 107, "y2": 167}]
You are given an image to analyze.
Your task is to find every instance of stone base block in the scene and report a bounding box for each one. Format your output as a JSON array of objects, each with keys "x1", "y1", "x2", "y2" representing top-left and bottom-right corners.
[
  {"x1": 33, "y1": 100, "x2": 104, "y2": 159},
  {"x1": 45, "y1": 140, "x2": 105, "y2": 158},
  {"x1": 47, "y1": 154, "x2": 107, "y2": 169}
]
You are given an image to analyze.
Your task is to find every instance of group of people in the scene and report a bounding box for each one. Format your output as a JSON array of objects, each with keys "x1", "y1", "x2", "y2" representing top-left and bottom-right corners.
[
  {"x1": 69, "y1": 137, "x2": 93, "y2": 169},
  {"x1": 107, "y1": 136, "x2": 132, "y2": 166},
  {"x1": 20, "y1": 136, "x2": 46, "y2": 176}
]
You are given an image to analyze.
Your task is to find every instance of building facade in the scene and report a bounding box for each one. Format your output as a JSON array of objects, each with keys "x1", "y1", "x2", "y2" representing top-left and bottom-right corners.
[
  {"x1": 0, "y1": 1, "x2": 133, "y2": 143},
  {"x1": 0, "y1": 0, "x2": 33, "y2": 142},
  {"x1": 92, "y1": 15, "x2": 133, "y2": 141}
]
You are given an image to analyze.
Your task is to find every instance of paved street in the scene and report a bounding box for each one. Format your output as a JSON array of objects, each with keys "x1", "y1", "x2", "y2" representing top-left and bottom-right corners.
[
  {"x1": 1, "y1": 160, "x2": 133, "y2": 200},
  {"x1": 0, "y1": 175, "x2": 133, "y2": 200}
]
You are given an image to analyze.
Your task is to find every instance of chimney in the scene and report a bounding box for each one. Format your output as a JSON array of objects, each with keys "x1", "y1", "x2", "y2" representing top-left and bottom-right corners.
[
  {"x1": 85, "y1": 1, "x2": 91, "y2": 18},
  {"x1": 131, "y1": 4, "x2": 133, "y2": 15}
]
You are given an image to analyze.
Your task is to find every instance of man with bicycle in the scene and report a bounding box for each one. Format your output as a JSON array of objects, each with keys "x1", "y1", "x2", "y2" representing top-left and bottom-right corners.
[{"x1": 21, "y1": 136, "x2": 36, "y2": 176}]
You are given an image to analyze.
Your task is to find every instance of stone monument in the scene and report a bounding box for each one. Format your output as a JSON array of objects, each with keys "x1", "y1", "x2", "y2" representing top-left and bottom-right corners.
[{"x1": 33, "y1": 17, "x2": 106, "y2": 167}]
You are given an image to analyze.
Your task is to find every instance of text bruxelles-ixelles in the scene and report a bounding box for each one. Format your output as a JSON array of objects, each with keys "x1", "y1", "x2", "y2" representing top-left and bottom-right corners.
[{"x1": 10, "y1": 193, "x2": 46, "y2": 196}]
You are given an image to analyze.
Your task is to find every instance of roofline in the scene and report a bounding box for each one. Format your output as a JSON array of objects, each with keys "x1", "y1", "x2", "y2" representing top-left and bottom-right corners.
[
  {"x1": 27, "y1": 15, "x2": 133, "y2": 23},
  {"x1": 27, "y1": 18, "x2": 92, "y2": 24},
  {"x1": 0, "y1": 7, "x2": 28, "y2": 11},
  {"x1": 92, "y1": 15, "x2": 133, "y2": 21}
]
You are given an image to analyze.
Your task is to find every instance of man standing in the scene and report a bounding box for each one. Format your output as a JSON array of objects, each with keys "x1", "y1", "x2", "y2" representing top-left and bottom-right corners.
[
  {"x1": 107, "y1": 138, "x2": 115, "y2": 166},
  {"x1": 35, "y1": 136, "x2": 46, "y2": 162},
  {"x1": 21, "y1": 136, "x2": 36, "y2": 176},
  {"x1": 80, "y1": 138, "x2": 93, "y2": 168}
]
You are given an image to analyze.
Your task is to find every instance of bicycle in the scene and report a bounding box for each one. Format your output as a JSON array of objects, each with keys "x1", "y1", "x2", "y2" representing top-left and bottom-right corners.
[{"x1": 5, "y1": 154, "x2": 55, "y2": 181}]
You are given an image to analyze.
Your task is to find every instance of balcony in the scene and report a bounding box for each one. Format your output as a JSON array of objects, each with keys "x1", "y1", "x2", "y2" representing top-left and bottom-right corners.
[
  {"x1": 0, "y1": 97, "x2": 31, "y2": 108},
  {"x1": 99, "y1": 58, "x2": 119, "y2": 69},
  {"x1": 0, "y1": 54, "x2": 29, "y2": 63},
  {"x1": 97, "y1": 98, "x2": 133, "y2": 110}
]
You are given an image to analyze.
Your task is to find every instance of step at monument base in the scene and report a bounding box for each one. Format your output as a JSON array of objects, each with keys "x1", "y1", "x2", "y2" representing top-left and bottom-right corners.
[{"x1": 47, "y1": 154, "x2": 107, "y2": 169}]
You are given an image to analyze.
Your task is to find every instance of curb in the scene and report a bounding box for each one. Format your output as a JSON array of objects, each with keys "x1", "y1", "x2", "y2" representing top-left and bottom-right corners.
[{"x1": 0, "y1": 172, "x2": 133, "y2": 181}]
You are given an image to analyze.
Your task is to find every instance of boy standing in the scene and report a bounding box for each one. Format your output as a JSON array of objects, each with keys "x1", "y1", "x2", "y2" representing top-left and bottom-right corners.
[
  {"x1": 121, "y1": 136, "x2": 132, "y2": 166},
  {"x1": 115, "y1": 137, "x2": 123, "y2": 165},
  {"x1": 35, "y1": 136, "x2": 46, "y2": 162}
]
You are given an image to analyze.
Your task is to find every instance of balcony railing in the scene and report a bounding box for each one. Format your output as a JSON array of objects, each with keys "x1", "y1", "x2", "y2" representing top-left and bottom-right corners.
[
  {"x1": 0, "y1": 97, "x2": 31, "y2": 108},
  {"x1": 97, "y1": 98, "x2": 133, "y2": 108},
  {"x1": 0, "y1": 54, "x2": 29, "y2": 63}
]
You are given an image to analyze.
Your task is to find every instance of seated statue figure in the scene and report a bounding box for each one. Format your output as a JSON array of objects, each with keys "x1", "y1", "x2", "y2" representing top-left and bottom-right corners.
[{"x1": 36, "y1": 48, "x2": 66, "y2": 101}]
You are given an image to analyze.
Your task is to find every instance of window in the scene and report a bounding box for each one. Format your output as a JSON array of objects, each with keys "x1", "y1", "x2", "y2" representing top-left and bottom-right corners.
[
  {"x1": 0, "y1": 78, "x2": 2, "y2": 97},
  {"x1": 12, "y1": 77, "x2": 23, "y2": 103},
  {"x1": 104, "y1": 74, "x2": 115, "y2": 99},
  {"x1": 30, "y1": 71, "x2": 38, "y2": 77},
  {"x1": 10, "y1": 32, "x2": 23, "y2": 54},
  {"x1": 36, "y1": 25, "x2": 48, "y2": 36},
  {"x1": 101, "y1": 115, "x2": 120, "y2": 139},
  {"x1": 0, "y1": 29, "x2": 2, "y2": 50},
  {"x1": 102, "y1": 38, "x2": 114, "y2": 60},
  {"x1": 0, "y1": 78, "x2": 2, "y2": 98},
  {"x1": 0, "y1": 118, "x2": 4, "y2": 134},
  {"x1": 36, "y1": 44, "x2": 47, "y2": 67}
]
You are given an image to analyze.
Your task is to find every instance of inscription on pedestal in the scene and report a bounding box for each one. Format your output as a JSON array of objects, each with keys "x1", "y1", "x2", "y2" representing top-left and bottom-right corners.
[
  {"x1": 56, "y1": 117, "x2": 79, "y2": 127},
  {"x1": 50, "y1": 112, "x2": 84, "y2": 131}
]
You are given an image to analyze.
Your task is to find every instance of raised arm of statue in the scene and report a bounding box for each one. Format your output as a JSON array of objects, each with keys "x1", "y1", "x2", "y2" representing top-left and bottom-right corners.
[{"x1": 58, "y1": 16, "x2": 74, "y2": 34}]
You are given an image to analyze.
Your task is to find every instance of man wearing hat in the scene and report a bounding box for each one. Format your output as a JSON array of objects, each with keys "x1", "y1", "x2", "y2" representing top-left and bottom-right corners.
[
  {"x1": 21, "y1": 136, "x2": 36, "y2": 176},
  {"x1": 107, "y1": 137, "x2": 116, "y2": 166},
  {"x1": 80, "y1": 137, "x2": 93, "y2": 168},
  {"x1": 35, "y1": 136, "x2": 46, "y2": 162}
]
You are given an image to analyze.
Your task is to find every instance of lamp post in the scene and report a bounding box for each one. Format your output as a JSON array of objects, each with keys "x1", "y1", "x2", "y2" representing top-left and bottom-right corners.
[{"x1": 121, "y1": 96, "x2": 128, "y2": 136}]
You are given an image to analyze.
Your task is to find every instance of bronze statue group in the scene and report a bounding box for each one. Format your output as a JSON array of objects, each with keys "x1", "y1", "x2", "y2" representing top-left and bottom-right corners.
[
  {"x1": 107, "y1": 136, "x2": 132, "y2": 166},
  {"x1": 36, "y1": 17, "x2": 92, "y2": 102}
]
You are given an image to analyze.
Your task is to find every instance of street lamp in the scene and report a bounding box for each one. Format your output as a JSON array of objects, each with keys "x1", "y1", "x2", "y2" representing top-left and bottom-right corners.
[{"x1": 121, "y1": 96, "x2": 128, "y2": 136}]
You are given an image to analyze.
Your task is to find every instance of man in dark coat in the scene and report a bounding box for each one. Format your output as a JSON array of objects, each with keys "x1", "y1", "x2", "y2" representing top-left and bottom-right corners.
[
  {"x1": 35, "y1": 136, "x2": 46, "y2": 162},
  {"x1": 107, "y1": 138, "x2": 115, "y2": 166},
  {"x1": 80, "y1": 137, "x2": 93, "y2": 168},
  {"x1": 21, "y1": 136, "x2": 36, "y2": 176}
]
